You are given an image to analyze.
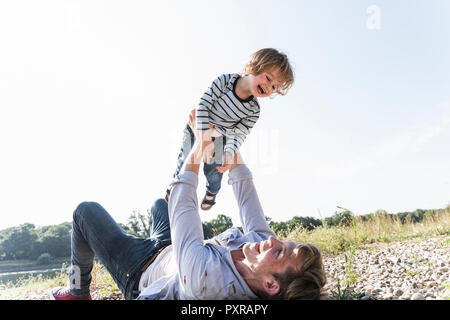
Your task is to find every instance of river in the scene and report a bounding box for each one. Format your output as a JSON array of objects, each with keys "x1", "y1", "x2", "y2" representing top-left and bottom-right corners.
[{"x1": 0, "y1": 267, "x2": 66, "y2": 285}]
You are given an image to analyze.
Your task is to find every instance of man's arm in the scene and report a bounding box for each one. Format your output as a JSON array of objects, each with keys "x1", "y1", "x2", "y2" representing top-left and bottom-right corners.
[
  {"x1": 167, "y1": 133, "x2": 215, "y2": 298},
  {"x1": 227, "y1": 153, "x2": 275, "y2": 237}
]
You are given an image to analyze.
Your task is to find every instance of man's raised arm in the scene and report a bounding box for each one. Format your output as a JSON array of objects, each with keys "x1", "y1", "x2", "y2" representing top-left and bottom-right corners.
[
  {"x1": 166, "y1": 112, "x2": 216, "y2": 298},
  {"x1": 227, "y1": 153, "x2": 275, "y2": 238}
]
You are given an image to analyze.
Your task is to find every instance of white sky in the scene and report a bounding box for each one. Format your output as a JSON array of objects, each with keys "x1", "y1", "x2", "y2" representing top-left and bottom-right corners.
[{"x1": 0, "y1": 0, "x2": 449, "y2": 230}]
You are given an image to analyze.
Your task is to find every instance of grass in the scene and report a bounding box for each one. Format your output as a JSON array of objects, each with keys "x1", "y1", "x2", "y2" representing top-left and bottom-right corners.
[
  {"x1": 281, "y1": 209, "x2": 450, "y2": 256},
  {"x1": 330, "y1": 247, "x2": 363, "y2": 300},
  {"x1": 0, "y1": 264, "x2": 67, "y2": 299},
  {"x1": 441, "y1": 284, "x2": 450, "y2": 300},
  {"x1": 0, "y1": 261, "x2": 118, "y2": 299}
]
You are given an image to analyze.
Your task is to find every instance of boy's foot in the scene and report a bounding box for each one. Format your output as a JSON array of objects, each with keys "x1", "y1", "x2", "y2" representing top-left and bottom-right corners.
[
  {"x1": 165, "y1": 190, "x2": 170, "y2": 203},
  {"x1": 50, "y1": 286, "x2": 92, "y2": 300},
  {"x1": 201, "y1": 191, "x2": 217, "y2": 211}
]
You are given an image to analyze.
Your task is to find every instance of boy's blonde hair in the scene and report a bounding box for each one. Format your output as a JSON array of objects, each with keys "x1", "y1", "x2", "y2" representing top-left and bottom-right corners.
[{"x1": 243, "y1": 48, "x2": 294, "y2": 96}]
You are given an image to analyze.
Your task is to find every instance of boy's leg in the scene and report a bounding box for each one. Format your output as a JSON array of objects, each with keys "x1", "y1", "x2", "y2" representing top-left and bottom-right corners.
[
  {"x1": 69, "y1": 202, "x2": 159, "y2": 299},
  {"x1": 203, "y1": 135, "x2": 225, "y2": 194},
  {"x1": 203, "y1": 163, "x2": 223, "y2": 195},
  {"x1": 166, "y1": 124, "x2": 195, "y2": 198}
]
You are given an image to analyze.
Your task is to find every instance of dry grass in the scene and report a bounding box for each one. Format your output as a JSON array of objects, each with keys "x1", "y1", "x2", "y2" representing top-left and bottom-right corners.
[
  {"x1": 282, "y1": 210, "x2": 450, "y2": 256},
  {"x1": 0, "y1": 261, "x2": 117, "y2": 299}
]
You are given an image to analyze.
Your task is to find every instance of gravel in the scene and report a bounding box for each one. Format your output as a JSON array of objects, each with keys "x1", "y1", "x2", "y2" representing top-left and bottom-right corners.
[{"x1": 322, "y1": 235, "x2": 449, "y2": 300}]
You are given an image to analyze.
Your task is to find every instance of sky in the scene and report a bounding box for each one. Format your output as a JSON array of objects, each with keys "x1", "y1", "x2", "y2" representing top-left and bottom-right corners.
[{"x1": 0, "y1": 0, "x2": 449, "y2": 230}]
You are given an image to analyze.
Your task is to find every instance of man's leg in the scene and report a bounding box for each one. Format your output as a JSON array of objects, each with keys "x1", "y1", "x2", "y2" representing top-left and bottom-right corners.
[
  {"x1": 67, "y1": 202, "x2": 158, "y2": 299},
  {"x1": 149, "y1": 198, "x2": 172, "y2": 245}
]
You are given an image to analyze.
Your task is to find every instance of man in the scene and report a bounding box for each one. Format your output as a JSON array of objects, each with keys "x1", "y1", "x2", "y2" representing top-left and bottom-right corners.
[{"x1": 51, "y1": 110, "x2": 326, "y2": 300}]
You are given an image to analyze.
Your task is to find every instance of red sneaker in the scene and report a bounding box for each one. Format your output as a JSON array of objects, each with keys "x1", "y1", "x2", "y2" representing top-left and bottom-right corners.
[{"x1": 50, "y1": 287, "x2": 92, "y2": 300}]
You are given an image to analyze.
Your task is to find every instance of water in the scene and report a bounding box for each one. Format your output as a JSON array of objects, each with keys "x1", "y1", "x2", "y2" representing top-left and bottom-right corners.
[{"x1": 0, "y1": 267, "x2": 66, "y2": 285}]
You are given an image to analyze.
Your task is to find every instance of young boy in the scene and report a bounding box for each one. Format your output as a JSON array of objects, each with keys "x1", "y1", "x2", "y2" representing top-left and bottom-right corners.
[{"x1": 165, "y1": 48, "x2": 294, "y2": 210}]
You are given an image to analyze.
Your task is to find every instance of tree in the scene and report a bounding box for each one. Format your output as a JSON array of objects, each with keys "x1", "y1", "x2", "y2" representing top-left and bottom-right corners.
[
  {"x1": 126, "y1": 210, "x2": 150, "y2": 238},
  {"x1": 31, "y1": 223, "x2": 71, "y2": 259},
  {"x1": 289, "y1": 216, "x2": 322, "y2": 231},
  {"x1": 268, "y1": 215, "x2": 322, "y2": 237},
  {"x1": 37, "y1": 253, "x2": 53, "y2": 265},
  {"x1": 324, "y1": 209, "x2": 355, "y2": 227},
  {"x1": 202, "y1": 214, "x2": 233, "y2": 239},
  {"x1": 124, "y1": 209, "x2": 234, "y2": 240},
  {"x1": 0, "y1": 224, "x2": 37, "y2": 260},
  {"x1": 269, "y1": 220, "x2": 290, "y2": 237}
]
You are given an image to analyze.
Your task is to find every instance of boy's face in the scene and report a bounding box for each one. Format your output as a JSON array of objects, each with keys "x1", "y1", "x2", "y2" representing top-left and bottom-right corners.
[{"x1": 248, "y1": 68, "x2": 282, "y2": 98}]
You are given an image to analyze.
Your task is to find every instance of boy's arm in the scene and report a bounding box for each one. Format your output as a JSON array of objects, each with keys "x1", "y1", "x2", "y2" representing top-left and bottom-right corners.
[
  {"x1": 196, "y1": 74, "x2": 228, "y2": 131},
  {"x1": 218, "y1": 114, "x2": 259, "y2": 172}
]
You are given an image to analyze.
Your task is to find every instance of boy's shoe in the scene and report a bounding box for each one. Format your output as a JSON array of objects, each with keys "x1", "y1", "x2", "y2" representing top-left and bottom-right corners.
[
  {"x1": 201, "y1": 191, "x2": 217, "y2": 211},
  {"x1": 50, "y1": 286, "x2": 92, "y2": 300},
  {"x1": 165, "y1": 190, "x2": 171, "y2": 203}
]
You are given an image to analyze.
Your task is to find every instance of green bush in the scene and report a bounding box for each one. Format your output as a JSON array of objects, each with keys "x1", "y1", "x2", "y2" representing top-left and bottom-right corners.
[{"x1": 37, "y1": 253, "x2": 53, "y2": 265}]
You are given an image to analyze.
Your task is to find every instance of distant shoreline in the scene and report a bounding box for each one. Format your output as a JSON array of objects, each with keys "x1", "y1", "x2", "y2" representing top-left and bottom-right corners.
[{"x1": 0, "y1": 259, "x2": 70, "y2": 274}]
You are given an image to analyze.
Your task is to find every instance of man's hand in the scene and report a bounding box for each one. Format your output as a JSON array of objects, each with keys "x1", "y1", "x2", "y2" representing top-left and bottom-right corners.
[
  {"x1": 217, "y1": 152, "x2": 243, "y2": 173},
  {"x1": 188, "y1": 108, "x2": 196, "y2": 130},
  {"x1": 188, "y1": 108, "x2": 244, "y2": 173},
  {"x1": 183, "y1": 109, "x2": 215, "y2": 175},
  {"x1": 217, "y1": 152, "x2": 233, "y2": 174},
  {"x1": 188, "y1": 108, "x2": 216, "y2": 164},
  {"x1": 199, "y1": 131, "x2": 216, "y2": 164}
]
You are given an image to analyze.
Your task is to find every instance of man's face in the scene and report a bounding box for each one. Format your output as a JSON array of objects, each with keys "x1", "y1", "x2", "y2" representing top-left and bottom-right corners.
[
  {"x1": 242, "y1": 236, "x2": 303, "y2": 277},
  {"x1": 249, "y1": 68, "x2": 283, "y2": 98}
]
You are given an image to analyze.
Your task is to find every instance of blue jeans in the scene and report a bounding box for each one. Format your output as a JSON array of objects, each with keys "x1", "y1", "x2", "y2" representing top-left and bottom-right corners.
[
  {"x1": 70, "y1": 198, "x2": 171, "y2": 300},
  {"x1": 166, "y1": 124, "x2": 225, "y2": 196}
]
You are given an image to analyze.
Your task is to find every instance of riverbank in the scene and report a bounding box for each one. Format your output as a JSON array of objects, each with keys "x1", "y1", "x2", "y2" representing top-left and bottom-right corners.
[
  {"x1": 0, "y1": 259, "x2": 123, "y2": 300},
  {"x1": 1, "y1": 211, "x2": 448, "y2": 300},
  {"x1": 0, "y1": 258, "x2": 70, "y2": 274},
  {"x1": 0, "y1": 234, "x2": 448, "y2": 300}
]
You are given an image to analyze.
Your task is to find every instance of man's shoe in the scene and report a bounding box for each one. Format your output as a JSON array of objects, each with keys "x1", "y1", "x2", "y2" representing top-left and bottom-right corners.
[{"x1": 50, "y1": 286, "x2": 92, "y2": 300}]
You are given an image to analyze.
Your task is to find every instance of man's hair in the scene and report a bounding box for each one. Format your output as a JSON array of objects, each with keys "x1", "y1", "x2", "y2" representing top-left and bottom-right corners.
[
  {"x1": 261, "y1": 242, "x2": 327, "y2": 300},
  {"x1": 242, "y1": 48, "x2": 294, "y2": 96}
]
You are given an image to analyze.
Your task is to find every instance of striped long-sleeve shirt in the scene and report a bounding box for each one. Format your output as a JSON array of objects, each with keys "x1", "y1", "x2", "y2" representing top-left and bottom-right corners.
[{"x1": 196, "y1": 73, "x2": 260, "y2": 159}]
